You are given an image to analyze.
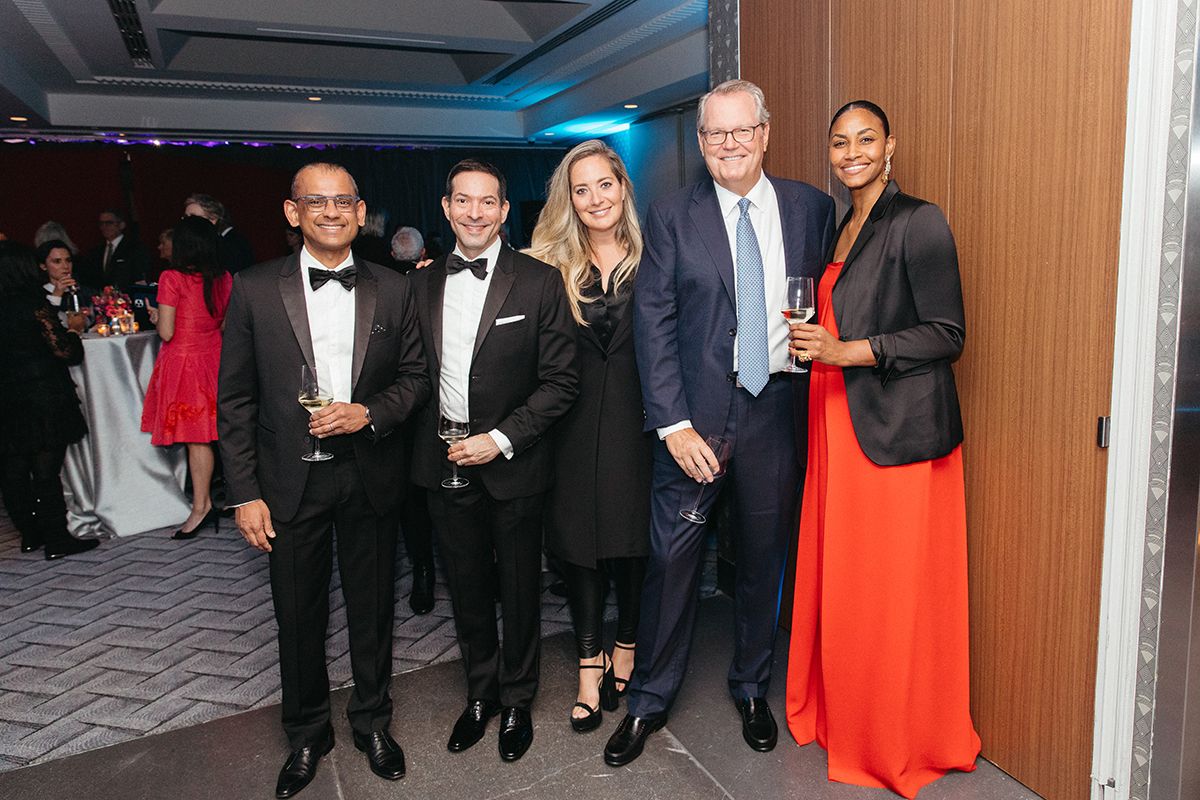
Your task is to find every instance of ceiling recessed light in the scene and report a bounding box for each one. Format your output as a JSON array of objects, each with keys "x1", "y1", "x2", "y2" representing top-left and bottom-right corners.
[
  {"x1": 307, "y1": 96, "x2": 322, "y2": 102},
  {"x1": 544, "y1": 132, "x2": 556, "y2": 136},
  {"x1": 9, "y1": 115, "x2": 28, "y2": 122},
  {"x1": 623, "y1": 104, "x2": 638, "y2": 109}
]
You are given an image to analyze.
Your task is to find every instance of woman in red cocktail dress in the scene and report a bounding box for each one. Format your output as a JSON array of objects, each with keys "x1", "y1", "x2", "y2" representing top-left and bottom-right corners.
[
  {"x1": 785, "y1": 101, "x2": 981, "y2": 798},
  {"x1": 141, "y1": 216, "x2": 232, "y2": 540}
]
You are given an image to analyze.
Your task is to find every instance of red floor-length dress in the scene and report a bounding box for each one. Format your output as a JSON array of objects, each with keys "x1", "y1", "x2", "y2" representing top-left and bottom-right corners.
[
  {"x1": 785, "y1": 262, "x2": 981, "y2": 798},
  {"x1": 140, "y1": 270, "x2": 232, "y2": 445}
]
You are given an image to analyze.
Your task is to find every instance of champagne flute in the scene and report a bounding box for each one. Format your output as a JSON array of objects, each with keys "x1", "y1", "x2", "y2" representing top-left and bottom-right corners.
[
  {"x1": 298, "y1": 365, "x2": 334, "y2": 462},
  {"x1": 782, "y1": 276, "x2": 816, "y2": 373},
  {"x1": 679, "y1": 435, "x2": 733, "y2": 524},
  {"x1": 439, "y1": 413, "x2": 470, "y2": 489}
]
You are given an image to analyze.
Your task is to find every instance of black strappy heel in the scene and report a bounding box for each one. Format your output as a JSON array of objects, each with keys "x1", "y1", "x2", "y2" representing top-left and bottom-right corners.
[
  {"x1": 572, "y1": 653, "x2": 617, "y2": 732},
  {"x1": 612, "y1": 642, "x2": 636, "y2": 698}
]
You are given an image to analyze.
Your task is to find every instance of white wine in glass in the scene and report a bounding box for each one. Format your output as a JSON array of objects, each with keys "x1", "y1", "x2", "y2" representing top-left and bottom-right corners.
[
  {"x1": 299, "y1": 364, "x2": 334, "y2": 462},
  {"x1": 783, "y1": 276, "x2": 816, "y2": 374},
  {"x1": 438, "y1": 413, "x2": 470, "y2": 488}
]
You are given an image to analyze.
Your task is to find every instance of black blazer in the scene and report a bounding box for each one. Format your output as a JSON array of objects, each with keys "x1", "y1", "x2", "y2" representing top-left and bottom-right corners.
[
  {"x1": 408, "y1": 246, "x2": 579, "y2": 500},
  {"x1": 79, "y1": 235, "x2": 151, "y2": 290},
  {"x1": 829, "y1": 182, "x2": 966, "y2": 466},
  {"x1": 216, "y1": 254, "x2": 430, "y2": 522}
]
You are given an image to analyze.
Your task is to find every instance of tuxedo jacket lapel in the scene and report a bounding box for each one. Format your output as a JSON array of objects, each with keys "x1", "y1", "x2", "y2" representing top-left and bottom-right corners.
[
  {"x1": 836, "y1": 181, "x2": 901, "y2": 282},
  {"x1": 688, "y1": 183, "x2": 736, "y2": 306},
  {"x1": 429, "y1": 257, "x2": 447, "y2": 368},
  {"x1": 277, "y1": 254, "x2": 316, "y2": 372},
  {"x1": 472, "y1": 247, "x2": 516, "y2": 362},
  {"x1": 350, "y1": 258, "x2": 376, "y2": 392}
]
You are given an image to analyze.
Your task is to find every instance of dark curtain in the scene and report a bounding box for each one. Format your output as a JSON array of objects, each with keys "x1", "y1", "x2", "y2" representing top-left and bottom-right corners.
[{"x1": 0, "y1": 141, "x2": 566, "y2": 259}]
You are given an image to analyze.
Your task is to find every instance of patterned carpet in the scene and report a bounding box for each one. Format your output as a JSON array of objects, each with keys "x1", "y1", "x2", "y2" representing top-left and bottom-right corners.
[{"x1": 0, "y1": 506, "x2": 717, "y2": 772}]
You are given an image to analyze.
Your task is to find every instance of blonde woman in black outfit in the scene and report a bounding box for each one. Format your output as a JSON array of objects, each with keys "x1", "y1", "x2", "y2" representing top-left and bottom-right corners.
[{"x1": 529, "y1": 140, "x2": 652, "y2": 731}]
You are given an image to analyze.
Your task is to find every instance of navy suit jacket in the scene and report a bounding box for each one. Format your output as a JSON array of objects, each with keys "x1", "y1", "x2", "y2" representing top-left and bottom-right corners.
[{"x1": 634, "y1": 174, "x2": 836, "y2": 442}]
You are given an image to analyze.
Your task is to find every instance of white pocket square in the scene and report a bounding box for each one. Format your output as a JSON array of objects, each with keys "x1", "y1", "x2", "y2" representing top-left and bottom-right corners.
[{"x1": 495, "y1": 314, "x2": 526, "y2": 326}]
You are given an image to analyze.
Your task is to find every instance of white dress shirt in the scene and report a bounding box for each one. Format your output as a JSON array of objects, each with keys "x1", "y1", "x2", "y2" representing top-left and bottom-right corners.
[
  {"x1": 658, "y1": 173, "x2": 790, "y2": 440},
  {"x1": 300, "y1": 246, "x2": 356, "y2": 403},
  {"x1": 439, "y1": 236, "x2": 514, "y2": 458}
]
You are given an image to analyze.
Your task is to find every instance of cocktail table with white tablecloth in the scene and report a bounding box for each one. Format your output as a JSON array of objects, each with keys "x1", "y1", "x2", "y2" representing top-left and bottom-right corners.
[{"x1": 62, "y1": 332, "x2": 191, "y2": 537}]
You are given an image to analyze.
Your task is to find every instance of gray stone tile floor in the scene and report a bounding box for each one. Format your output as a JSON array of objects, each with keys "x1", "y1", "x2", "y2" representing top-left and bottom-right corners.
[
  {"x1": 0, "y1": 506, "x2": 718, "y2": 773},
  {"x1": 0, "y1": 596, "x2": 1038, "y2": 800}
]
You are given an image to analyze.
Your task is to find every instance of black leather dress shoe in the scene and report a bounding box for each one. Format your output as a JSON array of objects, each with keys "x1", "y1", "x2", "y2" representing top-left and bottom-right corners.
[
  {"x1": 603, "y1": 713, "x2": 666, "y2": 767},
  {"x1": 497, "y1": 706, "x2": 533, "y2": 762},
  {"x1": 409, "y1": 561, "x2": 435, "y2": 615},
  {"x1": 448, "y1": 700, "x2": 499, "y2": 752},
  {"x1": 353, "y1": 730, "x2": 406, "y2": 780},
  {"x1": 737, "y1": 697, "x2": 778, "y2": 752},
  {"x1": 44, "y1": 538, "x2": 99, "y2": 561},
  {"x1": 275, "y1": 728, "x2": 334, "y2": 799}
]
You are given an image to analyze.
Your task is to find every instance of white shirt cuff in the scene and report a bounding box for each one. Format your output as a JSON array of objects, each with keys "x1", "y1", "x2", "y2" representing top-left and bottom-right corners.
[
  {"x1": 227, "y1": 499, "x2": 257, "y2": 509},
  {"x1": 657, "y1": 420, "x2": 693, "y2": 440},
  {"x1": 489, "y1": 429, "x2": 515, "y2": 460}
]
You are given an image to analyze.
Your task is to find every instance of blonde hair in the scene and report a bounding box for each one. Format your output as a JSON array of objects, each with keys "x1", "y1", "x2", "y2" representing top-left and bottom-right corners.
[{"x1": 527, "y1": 140, "x2": 643, "y2": 325}]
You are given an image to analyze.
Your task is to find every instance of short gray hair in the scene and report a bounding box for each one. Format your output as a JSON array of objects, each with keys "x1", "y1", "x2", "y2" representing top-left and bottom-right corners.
[
  {"x1": 390, "y1": 226, "x2": 424, "y2": 261},
  {"x1": 697, "y1": 79, "x2": 771, "y2": 132},
  {"x1": 184, "y1": 193, "x2": 226, "y2": 224}
]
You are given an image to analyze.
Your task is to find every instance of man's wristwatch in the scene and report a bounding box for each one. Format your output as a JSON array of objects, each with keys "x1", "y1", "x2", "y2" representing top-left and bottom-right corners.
[{"x1": 362, "y1": 404, "x2": 372, "y2": 425}]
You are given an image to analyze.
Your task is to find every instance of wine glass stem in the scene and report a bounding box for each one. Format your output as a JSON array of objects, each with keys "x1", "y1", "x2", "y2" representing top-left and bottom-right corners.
[
  {"x1": 311, "y1": 436, "x2": 322, "y2": 457},
  {"x1": 689, "y1": 482, "x2": 706, "y2": 515},
  {"x1": 451, "y1": 461, "x2": 459, "y2": 482}
]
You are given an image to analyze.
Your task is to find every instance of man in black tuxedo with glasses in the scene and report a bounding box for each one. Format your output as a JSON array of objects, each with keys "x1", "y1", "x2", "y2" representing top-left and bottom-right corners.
[
  {"x1": 408, "y1": 159, "x2": 578, "y2": 763},
  {"x1": 218, "y1": 162, "x2": 429, "y2": 798}
]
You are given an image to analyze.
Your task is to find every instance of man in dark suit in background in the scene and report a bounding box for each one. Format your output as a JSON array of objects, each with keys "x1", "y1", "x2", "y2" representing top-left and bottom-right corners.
[
  {"x1": 604, "y1": 80, "x2": 836, "y2": 767},
  {"x1": 184, "y1": 192, "x2": 256, "y2": 273},
  {"x1": 78, "y1": 208, "x2": 151, "y2": 290},
  {"x1": 408, "y1": 159, "x2": 577, "y2": 763},
  {"x1": 217, "y1": 163, "x2": 429, "y2": 798}
]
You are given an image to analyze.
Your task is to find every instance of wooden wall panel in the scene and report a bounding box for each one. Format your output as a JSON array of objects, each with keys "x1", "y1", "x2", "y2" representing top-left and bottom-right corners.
[
  {"x1": 951, "y1": 0, "x2": 1129, "y2": 795},
  {"x1": 741, "y1": 0, "x2": 828, "y2": 189},
  {"x1": 743, "y1": 0, "x2": 1132, "y2": 797},
  {"x1": 829, "y1": 0, "x2": 955, "y2": 211}
]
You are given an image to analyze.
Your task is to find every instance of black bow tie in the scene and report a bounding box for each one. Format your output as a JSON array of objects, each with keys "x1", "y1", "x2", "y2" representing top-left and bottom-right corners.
[
  {"x1": 446, "y1": 255, "x2": 488, "y2": 280},
  {"x1": 308, "y1": 265, "x2": 357, "y2": 291}
]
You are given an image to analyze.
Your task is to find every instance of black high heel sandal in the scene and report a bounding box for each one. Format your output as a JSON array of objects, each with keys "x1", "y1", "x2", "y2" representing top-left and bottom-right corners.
[
  {"x1": 612, "y1": 642, "x2": 636, "y2": 698},
  {"x1": 172, "y1": 507, "x2": 220, "y2": 541},
  {"x1": 572, "y1": 654, "x2": 616, "y2": 733}
]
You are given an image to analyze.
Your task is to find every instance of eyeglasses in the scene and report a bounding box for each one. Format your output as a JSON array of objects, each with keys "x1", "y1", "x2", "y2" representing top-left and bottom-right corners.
[
  {"x1": 700, "y1": 123, "x2": 764, "y2": 146},
  {"x1": 291, "y1": 195, "x2": 360, "y2": 212}
]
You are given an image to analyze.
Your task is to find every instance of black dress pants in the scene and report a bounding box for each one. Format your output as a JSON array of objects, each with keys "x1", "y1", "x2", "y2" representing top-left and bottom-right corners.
[
  {"x1": 428, "y1": 481, "x2": 544, "y2": 709},
  {"x1": 0, "y1": 446, "x2": 70, "y2": 545},
  {"x1": 268, "y1": 450, "x2": 398, "y2": 749}
]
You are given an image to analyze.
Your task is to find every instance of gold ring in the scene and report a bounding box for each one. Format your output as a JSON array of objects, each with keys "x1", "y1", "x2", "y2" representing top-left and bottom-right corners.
[{"x1": 798, "y1": 352, "x2": 812, "y2": 362}]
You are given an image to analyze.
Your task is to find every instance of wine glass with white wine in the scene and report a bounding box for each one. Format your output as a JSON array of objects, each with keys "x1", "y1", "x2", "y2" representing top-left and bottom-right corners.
[
  {"x1": 782, "y1": 276, "x2": 816, "y2": 373},
  {"x1": 298, "y1": 364, "x2": 334, "y2": 462},
  {"x1": 438, "y1": 413, "x2": 470, "y2": 488}
]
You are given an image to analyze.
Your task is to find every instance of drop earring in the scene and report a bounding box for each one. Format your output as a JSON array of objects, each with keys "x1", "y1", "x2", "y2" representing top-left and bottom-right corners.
[{"x1": 882, "y1": 156, "x2": 892, "y2": 185}]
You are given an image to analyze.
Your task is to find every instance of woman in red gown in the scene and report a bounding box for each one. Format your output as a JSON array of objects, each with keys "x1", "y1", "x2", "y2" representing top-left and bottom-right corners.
[
  {"x1": 785, "y1": 101, "x2": 981, "y2": 797},
  {"x1": 141, "y1": 216, "x2": 232, "y2": 540}
]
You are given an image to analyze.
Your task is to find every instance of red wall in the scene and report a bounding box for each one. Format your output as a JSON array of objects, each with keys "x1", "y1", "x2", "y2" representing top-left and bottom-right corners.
[{"x1": 1, "y1": 144, "x2": 295, "y2": 263}]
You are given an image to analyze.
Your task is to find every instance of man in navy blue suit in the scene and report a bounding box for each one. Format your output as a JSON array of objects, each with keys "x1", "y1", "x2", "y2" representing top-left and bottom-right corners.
[{"x1": 604, "y1": 80, "x2": 836, "y2": 766}]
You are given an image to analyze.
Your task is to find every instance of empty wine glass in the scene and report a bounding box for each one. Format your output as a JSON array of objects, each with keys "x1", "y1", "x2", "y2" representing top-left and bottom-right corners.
[
  {"x1": 438, "y1": 413, "x2": 470, "y2": 489},
  {"x1": 679, "y1": 435, "x2": 732, "y2": 523},
  {"x1": 782, "y1": 276, "x2": 816, "y2": 373},
  {"x1": 298, "y1": 365, "x2": 334, "y2": 462}
]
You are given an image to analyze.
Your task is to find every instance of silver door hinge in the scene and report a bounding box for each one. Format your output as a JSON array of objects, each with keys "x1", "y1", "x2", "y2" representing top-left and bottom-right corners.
[{"x1": 1097, "y1": 416, "x2": 1111, "y2": 448}]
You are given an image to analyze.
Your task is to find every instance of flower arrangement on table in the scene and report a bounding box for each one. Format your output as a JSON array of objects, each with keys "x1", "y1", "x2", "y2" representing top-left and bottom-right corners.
[{"x1": 90, "y1": 286, "x2": 140, "y2": 336}]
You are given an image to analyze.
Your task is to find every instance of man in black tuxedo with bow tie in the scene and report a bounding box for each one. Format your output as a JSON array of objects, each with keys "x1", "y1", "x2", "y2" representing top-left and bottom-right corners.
[
  {"x1": 218, "y1": 163, "x2": 429, "y2": 798},
  {"x1": 408, "y1": 159, "x2": 578, "y2": 762}
]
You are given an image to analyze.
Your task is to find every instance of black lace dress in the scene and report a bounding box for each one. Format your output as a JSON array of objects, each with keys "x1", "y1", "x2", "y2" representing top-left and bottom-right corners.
[{"x1": 0, "y1": 289, "x2": 87, "y2": 456}]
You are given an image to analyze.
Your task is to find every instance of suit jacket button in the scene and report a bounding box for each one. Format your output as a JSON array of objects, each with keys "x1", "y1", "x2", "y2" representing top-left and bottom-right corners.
[
  {"x1": 728, "y1": 328, "x2": 736, "y2": 336},
  {"x1": 726, "y1": 372, "x2": 735, "y2": 382}
]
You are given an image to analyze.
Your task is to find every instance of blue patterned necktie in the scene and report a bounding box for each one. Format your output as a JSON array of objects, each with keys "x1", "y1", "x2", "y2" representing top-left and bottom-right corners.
[{"x1": 735, "y1": 197, "x2": 769, "y2": 396}]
